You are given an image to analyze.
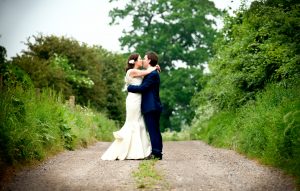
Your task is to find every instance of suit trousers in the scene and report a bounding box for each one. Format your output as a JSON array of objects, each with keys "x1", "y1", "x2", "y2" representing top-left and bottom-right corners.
[{"x1": 143, "y1": 111, "x2": 163, "y2": 157}]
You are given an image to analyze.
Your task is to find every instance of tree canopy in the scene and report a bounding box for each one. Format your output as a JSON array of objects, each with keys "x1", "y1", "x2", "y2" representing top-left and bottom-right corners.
[
  {"x1": 160, "y1": 67, "x2": 204, "y2": 131},
  {"x1": 193, "y1": 0, "x2": 300, "y2": 110},
  {"x1": 11, "y1": 35, "x2": 126, "y2": 122},
  {"x1": 109, "y1": 0, "x2": 222, "y2": 69},
  {"x1": 109, "y1": 0, "x2": 222, "y2": 131}
]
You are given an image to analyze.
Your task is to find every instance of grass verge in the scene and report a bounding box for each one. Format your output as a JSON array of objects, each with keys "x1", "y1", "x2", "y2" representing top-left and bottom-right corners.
[
  {"x1": 0, "y1": 85, "x2": 118, "y2": 183},
  {"x1": 132, "y1": 160, "x2": 169, "y2": 190},
  {"x1": 190, "y1": 83, "x2": 300, "y2": 186}
]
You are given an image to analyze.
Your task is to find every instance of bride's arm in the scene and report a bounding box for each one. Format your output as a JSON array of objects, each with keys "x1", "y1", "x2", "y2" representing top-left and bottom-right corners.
[{"x1": 129, "y1": 66, "x2": 159, "y2": 78}]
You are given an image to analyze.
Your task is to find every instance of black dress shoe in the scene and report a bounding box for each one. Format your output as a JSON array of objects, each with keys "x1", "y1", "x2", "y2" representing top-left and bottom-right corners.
[{"x1": 144, "y1": 154, "x2": 162, "y2": 160}]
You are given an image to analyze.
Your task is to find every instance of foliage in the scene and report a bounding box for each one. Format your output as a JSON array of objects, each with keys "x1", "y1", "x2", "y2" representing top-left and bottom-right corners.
[
  {"x1": 0, "y1": 45, "x2": 6, "y2": 65},
  {"x1": 109, "y1": 0, "x2": 222, "y2": 131},
  {"x1": 0, "y1": 47, "x2": 32, "y2": 89},
  {"x1": 0, "y1": 84, "x2": 117, "y2": 166},
  {"x1": 190, "y1": 0, "x2": 300, "y2": 184},
  {"x1": 50, "y1": 54, "x2": 94, "y2": 88},
  {"x1": 0, "y1": 45, "x2": 119, "y2": 172},
  {"x1": 160, "y1": 67, "x2": 204, "y2": 131},
  {"x1": 11, "y1": 35, "x2": 126, "y2": 122},
  {"x1": 98, "y1": 50, "x2": 127, "y2": 122},
  {"x1": 109, "y1": 0, "x2": 222, "y2": 70},
  {"x1": 193, "y1": 1, "x2": 300, "y2": 110},
  {"x1": 0, "y1": 45, "x2": 7, "y2": 87},
  {"x1": 191, "y1": 83, "x2": 300, "y2": 182}
]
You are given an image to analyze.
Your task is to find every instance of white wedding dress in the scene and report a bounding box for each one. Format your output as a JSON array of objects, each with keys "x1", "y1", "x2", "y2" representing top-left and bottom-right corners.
[{"x1": 101, "y1": 69, "x2": 151, "y2": 160}]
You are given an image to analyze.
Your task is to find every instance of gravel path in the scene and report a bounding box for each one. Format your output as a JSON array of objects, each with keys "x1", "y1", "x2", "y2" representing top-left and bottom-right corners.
[
  {"x1": 2, "y1": 141, "x2": 296, "y2": 191},
  {"x1": 157, "y1": 141, "x2": 296, "y2": 191},
  {"x1": 3, "y1": 142, "x2": 139, "y2": 191}
]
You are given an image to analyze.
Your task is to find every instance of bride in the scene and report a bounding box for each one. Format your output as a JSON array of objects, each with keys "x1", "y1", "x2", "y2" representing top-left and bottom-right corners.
[{"x1": 101, "y1": 53, "x2": 158, "y2": 160}]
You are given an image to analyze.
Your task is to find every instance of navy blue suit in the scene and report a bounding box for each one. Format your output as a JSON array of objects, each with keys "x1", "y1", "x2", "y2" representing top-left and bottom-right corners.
[{"x1": 127, "y1": 70, "x2": 163, "y2": 157}]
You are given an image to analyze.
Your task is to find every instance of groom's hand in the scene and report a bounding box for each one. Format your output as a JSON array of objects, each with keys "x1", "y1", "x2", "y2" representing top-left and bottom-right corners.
[{"x1": 156, "y1": 65, "x2": 161, "y2": 73}]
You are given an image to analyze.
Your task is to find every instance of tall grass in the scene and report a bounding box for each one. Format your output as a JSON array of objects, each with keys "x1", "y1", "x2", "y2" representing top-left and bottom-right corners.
[
  {"x1": 0, "y1": 85, "x2": 117, "y2": 167},
  {"x1": 190, "y1": 83, "x2": 300, "y2": 183}
]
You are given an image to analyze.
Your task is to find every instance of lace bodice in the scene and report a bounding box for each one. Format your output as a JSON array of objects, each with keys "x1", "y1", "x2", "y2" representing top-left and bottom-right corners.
[
  {"x1": 101, "y1": 69, "x2": 151, "y2": 161},
  {"x1": 125, "y1": 69, "x2": 143, "y2": 86}
]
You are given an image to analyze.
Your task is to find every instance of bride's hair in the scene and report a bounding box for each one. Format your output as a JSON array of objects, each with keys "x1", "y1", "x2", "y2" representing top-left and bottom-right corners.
[{"x1": 125, "y1": 53, "x2": 139, "y2": 72}]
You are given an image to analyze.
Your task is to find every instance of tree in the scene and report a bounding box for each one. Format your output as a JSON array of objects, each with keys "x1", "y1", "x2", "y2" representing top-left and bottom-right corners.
[
  {"x1": 109, "y1": 0, "x2": 222, "y2": 131},
  {"x1": 190, "y1": 0, "x2": 300, "y2": 180},
  {"x1": 0, "y1": 45, "x2": 6, "y2": 88},
  {"x1": 160, "y1": 67, "x2": 204, "y2": 131},
  {"x1": 0, "y1": 45, "x2": 6, "y2": 65},
  {"x1": 193, "y1": 0, "x2": 300, "y2": 110},
  {"x1": 12, "y1": 35, "x2": 126, "y2": 122},
  {"x1": 0, "y1": 45, "x2": 6, "y2": 77},
  {"x1": 109, "y1": 0, "x2": 222, "y2": 69}
]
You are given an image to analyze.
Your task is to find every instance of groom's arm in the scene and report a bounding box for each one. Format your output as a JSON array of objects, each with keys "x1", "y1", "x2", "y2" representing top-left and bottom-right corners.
[{"x1": 128, "y1": 73, "x2": 157, "y2": 93}]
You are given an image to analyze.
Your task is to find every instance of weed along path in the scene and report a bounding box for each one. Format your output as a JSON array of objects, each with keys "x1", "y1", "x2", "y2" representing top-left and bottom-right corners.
[{"x1": 3, "y1": 141, "x2": 296, "y2": 191}]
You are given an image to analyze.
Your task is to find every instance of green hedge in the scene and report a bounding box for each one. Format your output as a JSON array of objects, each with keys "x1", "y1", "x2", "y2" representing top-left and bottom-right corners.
[{"x1": 191, "y1": 83, "x2": 300, "y2": 183}]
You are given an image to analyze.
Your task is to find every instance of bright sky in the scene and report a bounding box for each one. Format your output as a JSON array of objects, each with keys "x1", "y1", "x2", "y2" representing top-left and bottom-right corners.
[{"x1": 0, "y1": 0, "x2": 242, "y2": 59}]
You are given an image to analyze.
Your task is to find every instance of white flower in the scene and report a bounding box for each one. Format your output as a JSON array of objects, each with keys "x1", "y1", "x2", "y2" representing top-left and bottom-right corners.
[{"x1": 128, "y1": 59, "x2": 135, "y2": 64}]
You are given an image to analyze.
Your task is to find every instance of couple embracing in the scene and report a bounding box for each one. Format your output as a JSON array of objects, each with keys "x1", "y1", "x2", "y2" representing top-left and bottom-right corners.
[{"x1": 101, "y1": 51, "x2": 163, "y2": 160}]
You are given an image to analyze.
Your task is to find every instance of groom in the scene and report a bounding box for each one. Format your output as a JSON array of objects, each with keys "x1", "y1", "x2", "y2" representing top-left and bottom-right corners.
[{"x1": 127, "y1": 51, "x2": 163, "y2": 160}]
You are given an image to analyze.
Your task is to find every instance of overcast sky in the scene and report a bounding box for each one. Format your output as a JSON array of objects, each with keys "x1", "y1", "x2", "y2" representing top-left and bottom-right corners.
[{"x1": 0, "y1": 0, "x2": 242, "y2": 59}]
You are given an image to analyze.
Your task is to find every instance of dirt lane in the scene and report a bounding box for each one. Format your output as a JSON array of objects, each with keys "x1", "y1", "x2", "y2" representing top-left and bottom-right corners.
[
  {"x1": 4, "y1": 142, "x2": 139, "y2": 191},
  {"x1": 157, "y1": 141, "x2": 296, "y2": 191},
  {"x1": 3, "y1": 141, "x2": 296, "y2": 191}
]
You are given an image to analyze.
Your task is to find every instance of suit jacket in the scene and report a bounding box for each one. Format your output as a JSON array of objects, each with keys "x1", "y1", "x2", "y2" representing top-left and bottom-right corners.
[{"x1": 127, "y1": 70, "x2": 162, "y2": 114}]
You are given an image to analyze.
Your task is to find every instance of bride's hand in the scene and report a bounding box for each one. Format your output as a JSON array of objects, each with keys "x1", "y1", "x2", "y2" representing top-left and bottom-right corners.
[{"x1": 147, "y1": 65, "x2": 161, "y2": 73}]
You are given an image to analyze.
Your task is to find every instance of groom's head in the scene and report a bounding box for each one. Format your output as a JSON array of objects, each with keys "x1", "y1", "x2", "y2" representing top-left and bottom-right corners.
[{"x1": 143, "y1": 51, "x2": 158, "y2": 68}]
